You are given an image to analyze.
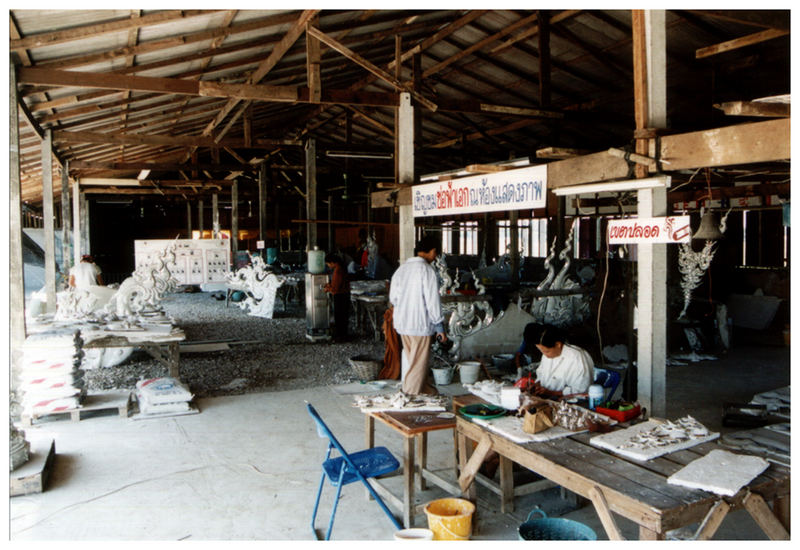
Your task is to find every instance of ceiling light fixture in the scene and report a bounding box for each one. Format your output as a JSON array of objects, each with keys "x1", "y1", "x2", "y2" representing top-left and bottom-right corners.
[{"x1": 551, "y1": 176, "x2": 671, "y2": 196}]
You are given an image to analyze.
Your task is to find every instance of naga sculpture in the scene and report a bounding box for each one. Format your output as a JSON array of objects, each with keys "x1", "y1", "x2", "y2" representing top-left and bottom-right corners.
[
  {"x1": 226, "y1": 252, "x2": 285, "y2": 319},
  {"x1": 108, "y1": 241, "x2": 180, "y2": 319}
]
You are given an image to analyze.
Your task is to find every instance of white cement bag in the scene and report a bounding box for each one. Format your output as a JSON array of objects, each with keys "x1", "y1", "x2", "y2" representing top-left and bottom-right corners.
[
  {"x1": 138, "y1": 401, "x2": 191, "y2": 415},
  {"x1": 136, "y1": 377, "x2": 193, "y2": 405},
  {"x1": 24, "y1": 394, "x2": 84, "y2": 416}
]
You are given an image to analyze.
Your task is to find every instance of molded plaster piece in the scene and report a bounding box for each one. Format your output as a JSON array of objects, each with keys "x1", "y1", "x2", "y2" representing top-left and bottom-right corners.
[
  {"x1": 590, "y1": 418, "x2": 719, "y2": 461},
  {"x1": 226, "y1": 253, "x2": 286, "y2": 319},
  {"x1": 667, "y1": 449, "x2": 769, "y2": 496}
]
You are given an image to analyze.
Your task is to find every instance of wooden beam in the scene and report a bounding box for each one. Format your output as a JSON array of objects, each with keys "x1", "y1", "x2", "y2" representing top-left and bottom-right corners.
[
  {"x1": 696, "y1": 28, "x2": 789, "y2": 59},
  {"x1": 69, "y1": 160, "x2": 257, "y2": 172},
  {"x1": 9, "y1": 62, "x2": 27, "y2": 345},
  {"x1": 536, "y1": 147, "x2": 590, "y2": 159},
  {"x1": 10, "y1": 10, "x2": 222, "y2": 50},
  {"x1": 52, "y1": 130, "x2": 301, "y2": 149},
  {"x1": 307, "y1": 26, "x2": 437, "y2": 112},
  {"x1": 465, "y1": 164, "x2": 510, "y2": 174},
  {"x1": 306, "y1": 16, "x2": 322, "y2": 103},
  {"x1": 714, "y1": 101, "x2": 790, "y2": 118}
]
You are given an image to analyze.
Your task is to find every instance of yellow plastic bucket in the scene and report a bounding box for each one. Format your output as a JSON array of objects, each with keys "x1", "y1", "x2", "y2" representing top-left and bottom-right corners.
[{"x1": 424, "y1": 498, "x2": 476, "y2": 540}]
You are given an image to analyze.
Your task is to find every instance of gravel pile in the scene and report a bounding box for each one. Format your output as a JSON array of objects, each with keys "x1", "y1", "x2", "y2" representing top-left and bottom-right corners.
[{"x1": 84, "y1": 291, "x2": 386, "y2": 397}]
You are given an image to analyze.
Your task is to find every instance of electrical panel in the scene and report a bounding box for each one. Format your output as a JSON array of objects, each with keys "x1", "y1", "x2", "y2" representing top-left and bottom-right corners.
[{"x1": 134, "y1": 239, "x2": 231, "y2": 286}]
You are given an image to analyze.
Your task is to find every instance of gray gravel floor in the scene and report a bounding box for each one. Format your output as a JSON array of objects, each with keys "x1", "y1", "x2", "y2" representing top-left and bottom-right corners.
[{"x1": 84, "y1": 291, "x2": 386, "y2": 397}]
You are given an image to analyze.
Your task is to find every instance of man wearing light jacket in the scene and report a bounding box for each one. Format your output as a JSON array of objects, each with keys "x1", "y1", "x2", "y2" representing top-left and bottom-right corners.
[{"x1": 389, "y1": 235, "x2": 448, "y2": 395}]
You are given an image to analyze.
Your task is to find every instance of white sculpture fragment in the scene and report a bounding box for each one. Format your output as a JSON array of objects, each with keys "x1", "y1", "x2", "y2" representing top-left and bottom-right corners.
[{"x1": 226, "y1": 253, "x2": 286, "y2": 319}]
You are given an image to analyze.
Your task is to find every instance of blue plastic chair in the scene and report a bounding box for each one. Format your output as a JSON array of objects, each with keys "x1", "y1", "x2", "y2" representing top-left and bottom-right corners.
[{"x1": 307, "y1": 403, "x2": 402, "y2": 540}]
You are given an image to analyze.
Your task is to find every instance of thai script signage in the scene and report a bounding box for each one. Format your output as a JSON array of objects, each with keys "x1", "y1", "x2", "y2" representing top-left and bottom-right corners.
[
  {"x1": 607, "y1": 216, "x2": 692, "y2": 244},
  {"x1": 412, "y1": 165, "x2": 547, "y2": 217}
]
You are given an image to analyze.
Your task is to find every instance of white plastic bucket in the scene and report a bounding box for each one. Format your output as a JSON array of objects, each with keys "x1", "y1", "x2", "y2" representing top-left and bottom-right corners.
[
  {"x1": 307, "y1": 247, "x2": 326, "y2": 274},
  {"x1": 458, "y1": 361, "x2": 481, "y2": 385},
  {"x1": 432, "y1": 367, "x2": 453, "y2": 385},
  {"x1": 394, "y1": 528, "x2": 434, "y2": 541}
]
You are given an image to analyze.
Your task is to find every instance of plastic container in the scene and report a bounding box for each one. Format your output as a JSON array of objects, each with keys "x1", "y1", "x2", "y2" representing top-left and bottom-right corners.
[
  {"x1": 588, "y1": 384, "x2": 604, "y2": 410},
  {"x1": 424, "y1": 498, "x2": 475, "y2": 540},
  {"x1": 307, "y1": 247, "x2": 326, "y2": 274},
  {"x1": 394, "y1": 528, "x2": 434, "y2": 541},
  {"x1": 595, "y1": 403, "x2": 641, "y2": 422},
  {"x1": 518, "y1": 509, "x2": 597, "y2": 541},
  {"x1": 432, "y1": 366, "x2": 454, "y2": 385},
  {"x1": 457, "y1": 361, "x2": 481, "y2": 385}
]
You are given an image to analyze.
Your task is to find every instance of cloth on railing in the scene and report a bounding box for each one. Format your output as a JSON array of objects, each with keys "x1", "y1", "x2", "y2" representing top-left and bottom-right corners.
[{"x1": 379, "y1": 307, "x2": 401, "y2": 380}]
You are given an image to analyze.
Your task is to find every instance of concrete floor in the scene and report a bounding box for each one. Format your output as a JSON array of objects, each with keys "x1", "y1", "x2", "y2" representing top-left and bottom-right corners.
[{"x1": 9, "y1": 345, "x2": 790, "y2": 542}]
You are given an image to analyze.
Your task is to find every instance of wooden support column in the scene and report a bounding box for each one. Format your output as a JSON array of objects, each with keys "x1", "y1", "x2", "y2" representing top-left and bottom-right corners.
[
  {"x1": 81, "y1": 193, "x2": 90, "y2": 255},
  {"x1": 259, "y1": 162, "x2": 268, "y2": 249},
  {"x1": 305, "y1": 137, "x2": 318, "y2": 250},
  {"x1": 327, "y1": 193, "x2": 333, "y2": 251},
  {"x1": 509, "y1": 209, "x2": 520, "y2": 288},
  {"x1": 537, "y1": 10, "x2": 551, "y2": 108},
  {"x1": 633, "y1": 9, "x2": 668, "y2": 416},
  {"x1": 60, "y1": 161, "x2": 71, "y2": 272},
  {"x1": 10, "y1": 62, "x2": 27, "y2": 363},
  {"x1": 212, "y1": 192, "x2": 219, "y2": 238},
  {"x1": 42, "y1": 129, "x2": 56, "y2": 312},
  {"x1": 72, "y1": 179, "x2": 81, "y2": 265},
  {"x1": 397, "y1": 92, "x2": 415, "y2": 261},
  {"x1": 231, "y1": 179, "x2": 239, "y2": 261},
  {"x1": 186, "y1": 201, "x2": 192, "y2": 238},
  {"x1": 197, "y1": 199, "x2": 204, "y2": 236}
]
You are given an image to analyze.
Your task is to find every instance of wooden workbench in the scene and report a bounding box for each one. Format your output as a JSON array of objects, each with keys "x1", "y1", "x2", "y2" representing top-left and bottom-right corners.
[
  {"x1": 82, "y1": 327, "x2": 185, "y2": 379},
  {"x1": 454, "y1": 395, "x2": 790, "y2": 540},
  {"x1": 364, "y1": 409, "x2": 460, "y2": 528}
]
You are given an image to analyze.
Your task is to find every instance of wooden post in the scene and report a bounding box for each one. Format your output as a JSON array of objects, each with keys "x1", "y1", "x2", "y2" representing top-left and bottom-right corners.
[
  {"x1": 231, "y1": 179, "x2": 239, "y2": 261},
  {"x1": 305, "y1": 137, "x2": 318, "y2": 250},
  {"x1": 60, "y1": 161, "x2": 71, "y2": 273},
  {"x1": 327, "y1": 193, "x2": 333, "y2": 251},
  {"x1": 633, "y1": 9, "x2": 668, "y2": 417},
  {"x1": 197, "y1": 199, "x2": 204, "y2": 236},
  {"x1": 9, "y1": 62, "x2": 27, "y2": 362},
  {"x1": 186, "y1": 200, "x2": 192, "y2": 238},
  {"x1": 537, "y1": 10, "x2": 551, "y2": 108},
  {"x1": 212, "y1": 192, "x2": 219, "y2": 238},
  {"x1": 72, "y1": 179, "x2": 81, "y2": 264},
  {"x1": 42, "y1": 129, "x2": 57, "y2": 313},
  {"x1": 397, "y1": 92, "x2": 415, "y2": 262},
  {"x1": 509, "y1": 209, "x2": 520, "y2": 288},
  {"x1": 259, "y1": 162, "x2": 268, "y2": 249},
  {"x1": 80, "y1": 192, "x2": 90, "y2": 255}
]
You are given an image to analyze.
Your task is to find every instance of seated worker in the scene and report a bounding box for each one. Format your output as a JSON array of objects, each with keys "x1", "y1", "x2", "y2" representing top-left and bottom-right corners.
[
  {"x1": 69, "y1": 254, "x2": 104, "y2": 288},
  {"x1": 514, "y1": 322, "x2": 546, "y2": 373},
  {"x1": 531, "y1": 324, "x2": 594, "y2": 399}
]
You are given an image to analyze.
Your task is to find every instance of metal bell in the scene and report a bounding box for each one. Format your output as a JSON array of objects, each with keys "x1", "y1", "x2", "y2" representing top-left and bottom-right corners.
[{"x1": 692, "y1": 210, "x2": 723, "y2": 240}]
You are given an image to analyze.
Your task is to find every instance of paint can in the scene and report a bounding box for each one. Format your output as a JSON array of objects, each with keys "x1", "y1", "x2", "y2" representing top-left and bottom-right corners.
[{"x1": 588, "y1": 384, "x2": 604, "y2": 410}]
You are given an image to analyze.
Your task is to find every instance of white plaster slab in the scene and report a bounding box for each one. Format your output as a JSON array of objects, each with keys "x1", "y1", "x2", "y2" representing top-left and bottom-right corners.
[
  {"x1": 590, "y1": 420, "x2": 719, "y2": 461},
  {"x1": 667, "y1": 449, "x2": 769, "y2": 496},
  {"x1": 473, "y1": 414, "x2": 580, "y2": 443}
]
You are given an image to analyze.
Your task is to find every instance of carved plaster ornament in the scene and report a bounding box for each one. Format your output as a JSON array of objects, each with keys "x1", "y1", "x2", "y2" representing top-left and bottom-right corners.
[
  {"x1": 107, "y1": 241, "x2": 179, "y2": 320},
  {"x1": 530, "y1": 220, "x2": 590, "y2": 327},
  {"x1": 677, "y1": 208, "x2": 731, "y2": 320},
  {"x1": 226, "y1": 252, "x2": 286, "y2": 319}
]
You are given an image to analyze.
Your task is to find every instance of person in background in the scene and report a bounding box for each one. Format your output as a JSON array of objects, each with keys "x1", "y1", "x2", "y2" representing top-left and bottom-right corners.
[
  {"x1": 389, "y1": 235, "x2": 447, "y2": 395},
  {"x1": 69, "y1": 254, "x2": 103, "y2": 288},
  {"x1": 530, "y1": 324, "x2": 594, "y2": 399},
  {"x1": 324, "y1": 253, "x2": 351, "y2": 342}
]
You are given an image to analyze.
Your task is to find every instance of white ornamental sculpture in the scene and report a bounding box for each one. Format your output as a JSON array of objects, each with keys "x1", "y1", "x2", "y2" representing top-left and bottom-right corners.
[
  {"x1": 107, "y1": 241, "x2": 180, "y2": 319},
  {"x1": 226, "y1": 253, "x2": 286, "y2": 319}
]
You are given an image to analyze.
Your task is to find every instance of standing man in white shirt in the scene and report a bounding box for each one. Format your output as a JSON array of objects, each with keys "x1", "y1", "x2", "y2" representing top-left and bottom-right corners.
[
  {"x1": 69, "y1": 254, "x2": 104, "y2": 289},
  {"x1": 389, "y1": 235, "x2": 448, "y2": 395}
]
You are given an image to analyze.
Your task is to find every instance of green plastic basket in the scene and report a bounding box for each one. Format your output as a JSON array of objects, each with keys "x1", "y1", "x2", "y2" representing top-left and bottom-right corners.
[{"x1": 518, "y1": 508, "x2": 597, "y2": 541}]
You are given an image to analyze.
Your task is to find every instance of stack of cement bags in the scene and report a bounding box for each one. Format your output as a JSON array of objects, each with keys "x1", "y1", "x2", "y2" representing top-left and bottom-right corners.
[
  {"x1": 20, "y1": 330, "x2": 86, "y2": 418},
  {"x1": 135, "y1": 377, "x2": 193, "y2": 415},
  {"x1": 9, "y1": 422, "x2": 29, "y2": 471}
]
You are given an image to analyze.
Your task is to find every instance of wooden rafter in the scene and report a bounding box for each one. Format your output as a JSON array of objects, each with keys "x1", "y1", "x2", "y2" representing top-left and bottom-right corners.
[{"x1": 696, "y1": 28, "x2": 789, "y2": 59}]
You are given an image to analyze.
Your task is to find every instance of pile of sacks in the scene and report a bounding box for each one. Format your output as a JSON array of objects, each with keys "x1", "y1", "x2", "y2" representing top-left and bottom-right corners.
[
  {"x1": 135, "y1": 377, "x2": 193, "y2": 415},
  {"x1": 20, "y1": 330, "x2": 86, "y2": 418}
]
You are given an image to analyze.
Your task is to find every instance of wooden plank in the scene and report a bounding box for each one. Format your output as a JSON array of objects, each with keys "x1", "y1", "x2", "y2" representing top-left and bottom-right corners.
[
  {"x1": 694, "y1": 499, "x2": 730, "y2": 540},
  {"x1": 589, "y1": 485, "x2": 625, "y2": 540},
  {"x1": 22, "y1": 390, "x2": 131, "y2": 426},
  {"x1": 10, "y1": 439, "x2": 55, "y2": 496},
  {"x1": 499, "y1": 455, "x2": 514, "y2": 513},
  {"x1": 536, "y1": 146, "x2": 590, "y2": 159},
  {"x1": 714, "y1": 100, "x2": 790, "y2": 117},
  {"x1": 10, "y1": 10, "x2": 220, "y2": 50},
  {"x1": 403, "y1": 435, "x2": 415, "y2": 527},
  {"x1": 696, "y1": 28, "x2": 789, "y2": 59},
  {"x1": 458, "y1": 432, "x2": 493, "y2": 492},
  {"x1": 742, "y1": 492, "x2": 790, "y2": 540},
  {"x1": 306, "y1": 17, "x2": 321, "y2": 103}
]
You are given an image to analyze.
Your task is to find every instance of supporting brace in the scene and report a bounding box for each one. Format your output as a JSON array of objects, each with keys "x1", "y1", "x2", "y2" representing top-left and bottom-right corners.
[{"x1": 588, "y1": 485, "x2": 624, "y2": 540}]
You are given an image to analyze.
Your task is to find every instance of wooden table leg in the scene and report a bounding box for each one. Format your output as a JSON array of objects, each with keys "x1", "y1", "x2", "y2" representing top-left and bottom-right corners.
[
  {"x1": 639, "y1": 526, "x2": 664, "y2": 540},
  {"x1": 416, "y1": 433, "x2": 427, "y2": 491},
  {"x1": 743, "y1": 492, "x2": 790, "y2": 540},
  {"x1": 773, "y1": 494, "x2": 790, "y2": 532},
  {"x1": 458, "y1": 433, "x2": 492, "y2": 493},
  {"x1": 693, "y1": 500, "x2": 730, "y2": 541},
  {"x1": 589, "y1": 485, "x2": 624, "y2": 540},
  {"x1": 457, "y1": 432, "x2": 476, "y2": 501},
  {"x1": 168, "y1": 342, "x2": 180, "y2": 379},
  {"x1": 499, "y1": 455, "x2": 514, "y2": 514},
  {"x1": 404, "y1": 435, "x2": 415, "y2": 528},
  {"x1": 365, "y1": 415, "x2": 375, "y2": 501}
]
